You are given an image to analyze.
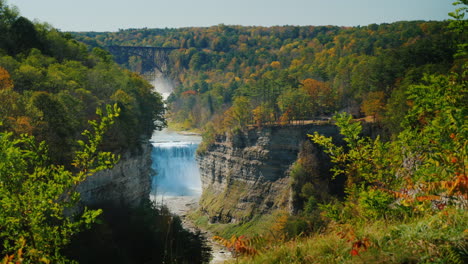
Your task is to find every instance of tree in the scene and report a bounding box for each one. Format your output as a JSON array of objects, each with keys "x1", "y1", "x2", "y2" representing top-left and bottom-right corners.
[
  {"x1": 32, "y1": 92, "x2": 75, "y2": 164},
  {"x1": 301, "y1": 78, "x2": 334, "y2": 115},
  {"x1": 310, "y1": 65, "x2": 467, "y2": 217},
  {"x1": 252, "y1": 103, "x2": 274, "y2": 126},
  {"x1": 0, "y1": 105, "x2": 120, "y2": 263},
  {"x1": 0, "y1": 66, "x2": 13, "y2": 90},
  {"x1": 9, "y1": 16, "x2": 43, "y2": 55},
  {"x1": 223, "y1": 96, "x2": 251, "y2": 131},
  {"x1": 277, "y1": 89, "x2": 312, "y2": 123},
  {"x1": 448, "y1": 0, "x2": 468, "y2": 57},
  {"x1": 360, "y1": 91, "x2": 385, "y2": 121}
]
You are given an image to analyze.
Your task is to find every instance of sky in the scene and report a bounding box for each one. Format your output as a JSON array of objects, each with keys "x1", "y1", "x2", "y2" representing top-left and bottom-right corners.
[{"x1": 8, "y1": 0, "x2": 455, "y2": 32}]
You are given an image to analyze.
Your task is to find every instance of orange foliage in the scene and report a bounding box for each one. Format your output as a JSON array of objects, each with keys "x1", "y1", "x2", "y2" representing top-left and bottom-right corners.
[
  {"x1": 337, "y1": 227, "x2": 371, "y2": 257},
  {"x1": 361, "y1": 91, "x2": 385, "y2": 121},
  {"x1": 9, "y1": 116, "x2": 34, "y2": 135},
  {"x1": 301, "y1": 78, "x2": 333, "y2": 108},
  {"x1": 382, "y1": 173, "x2": 468, "y2": 206},
  {"x1": 0, "y1": 67, "x2": 14, "y2": 90},
  {"x1": 1, "y1": 238, "x2": 25, "y2": 264},
  {"x1": 212, "y1": 235, "x2": 257, "y2": 257},
  {"x1": 270, "y1": 61, "x2": 281, "y2": 69},
  {"x1": 278, "y1": 109, "x2": 292, "y2": 125},
  {"x1": 181, "y1": 90, "x2": 197, "y2": 96},
  {"x1": 302, "y1": 78, "x2": 324, "y2": 99}
]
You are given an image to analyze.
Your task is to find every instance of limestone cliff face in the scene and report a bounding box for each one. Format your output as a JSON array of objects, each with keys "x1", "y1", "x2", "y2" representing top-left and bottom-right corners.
[
  {"x1": 196, "y1": 124, "x2": 341, "y2": 223},
  {"x1": 77, "y1": 142, "x2": 152, "y2": 208}
]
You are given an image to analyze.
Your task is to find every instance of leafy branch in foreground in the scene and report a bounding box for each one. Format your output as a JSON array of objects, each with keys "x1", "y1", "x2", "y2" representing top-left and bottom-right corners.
[
  {"x1": 309, "y1": 65, "x2": 467, "y2": 221},
  {"x1": 0, "y1": 104, "x2": 120, "y2": 263}
]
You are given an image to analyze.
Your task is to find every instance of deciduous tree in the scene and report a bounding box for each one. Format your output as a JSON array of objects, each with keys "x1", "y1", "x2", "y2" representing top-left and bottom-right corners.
[{"x1": 0, "y1": 105, "x2": 120, "y2": 263}]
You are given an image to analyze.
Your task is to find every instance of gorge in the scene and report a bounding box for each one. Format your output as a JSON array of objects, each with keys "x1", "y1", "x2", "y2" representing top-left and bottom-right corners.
[{"x1": 196, "y1": 123, "x2": 342, "y2": 224}]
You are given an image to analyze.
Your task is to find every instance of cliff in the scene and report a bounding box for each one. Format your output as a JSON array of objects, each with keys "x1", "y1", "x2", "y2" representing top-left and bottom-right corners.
[
  {"x1": 196, "y1": 123, "x2": 342, "y2": 223},
  {"x1": 77, "y1": 142, "x2": 153, "y2": 208}
]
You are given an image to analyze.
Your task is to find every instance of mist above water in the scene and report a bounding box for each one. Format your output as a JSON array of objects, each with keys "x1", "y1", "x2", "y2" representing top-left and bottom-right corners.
[
  {"x1": 151, "y1": 76, "x2": 174, "y2": 101},
  {"x1": 149, "y1": 75, "x2": 202, "y2": 196}
]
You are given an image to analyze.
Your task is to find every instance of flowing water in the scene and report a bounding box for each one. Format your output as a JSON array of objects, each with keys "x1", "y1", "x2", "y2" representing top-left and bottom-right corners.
[
  {"x1": 150, "y1": 129, "x2": 202, "y2": 197},
  {"x1": 150, "y1": 77, "x2": 232, "y2": 263}
]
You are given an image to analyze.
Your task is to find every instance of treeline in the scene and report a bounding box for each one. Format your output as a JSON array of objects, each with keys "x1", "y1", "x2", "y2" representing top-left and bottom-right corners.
[
  {"x1": 0, "y1": 1, "x2": 213, "y2": 263},
  {"x1": 74, "y1": 20, "x2": 459, "y2": 135},
  {"x1": 0, "y1": 1, "x2": 165, "y2": 165}
]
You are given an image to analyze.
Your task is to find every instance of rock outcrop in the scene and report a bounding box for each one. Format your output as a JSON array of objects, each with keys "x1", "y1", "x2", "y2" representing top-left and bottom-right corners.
[
  {"x1": 196, "y1": 123, "x2": 341, "y2": 223},
  {"x1": 77, "y1": 142, "x2": 153, "y2": 208}
]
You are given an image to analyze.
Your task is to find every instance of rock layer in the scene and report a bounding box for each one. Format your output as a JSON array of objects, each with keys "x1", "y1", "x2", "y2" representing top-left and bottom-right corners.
[
  {"x1": 197, "y1": 124, "x2": 341, "y2": 223},
  {"x1": 77, "y1": 142, "x2": 152, "y2": 208}
]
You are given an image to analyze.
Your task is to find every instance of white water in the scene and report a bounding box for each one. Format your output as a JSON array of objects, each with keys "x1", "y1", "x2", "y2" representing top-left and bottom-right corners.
[
  {"x1": 150, "y1": 77, "x2": 232, "y2": 263},
  {"x1": 150, "y1": 129, "x2": 202, "y2": 196},
  {"x1": 151, "y1": 76, "x2": 174, "y2": 100},
  {"x1": 150, "y1": 76, "x2": 203, "y2": 196}
]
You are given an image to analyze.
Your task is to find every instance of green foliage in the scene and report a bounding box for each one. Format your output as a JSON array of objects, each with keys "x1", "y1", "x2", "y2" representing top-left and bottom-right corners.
[
  {"x1": 303, "y1": 196, "x2": 318, "y2": 214},
  {"x1": 230, "y1": 209, "x2": 468, "y2": 264},
  {"x1": 223, "y1": 96, "x2": 251, "y2": 132},
  {"x1": 196, "y1": 3, "x2": 465, "y2": 263},
  {"x1": 358, "y1": 189, "x2": 393, "y2": 220},
  {"x1": 0, "y1": 105, "x2": 119, "y2": 263},
  {"x1": 310, "y1": 113, "x2": 396, "y2": 199},
  {"x1": 448, "y1": 0, "x2": 468, "y2": 57},
  {"x1": 318, "y1": 201, "x2": 343, "y2": 222},
  {"x1": 73, "y1": 20, "x2": 455, "y2": 132},
  {"x1": 197, "y1": 121, "x2": 216, "y2": 154},
  {"x1": 73, "y1": 104, "x2": 120, "y2": 175},
  {"x1": 0, "y1": 1, "x2": 166, "y2": 162}
]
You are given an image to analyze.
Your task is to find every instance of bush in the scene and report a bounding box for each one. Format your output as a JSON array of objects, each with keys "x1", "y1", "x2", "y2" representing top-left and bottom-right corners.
[{"x1": 358, "y1": 188, "x2": 394, "y2": 219}]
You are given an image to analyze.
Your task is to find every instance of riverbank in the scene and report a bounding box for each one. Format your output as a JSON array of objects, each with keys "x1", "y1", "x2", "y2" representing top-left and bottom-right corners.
[{"x1": 150, "y1": 195, "x2": 233, "y2": 264}]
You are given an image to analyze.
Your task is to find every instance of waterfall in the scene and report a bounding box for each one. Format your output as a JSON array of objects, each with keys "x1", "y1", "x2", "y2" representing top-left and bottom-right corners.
[
  {"x1": 150, "y1": 75, "x2": 202, "y2": 196},
  {"x1": 150, "y1": 129, "x2": 202, "y2": 196}
]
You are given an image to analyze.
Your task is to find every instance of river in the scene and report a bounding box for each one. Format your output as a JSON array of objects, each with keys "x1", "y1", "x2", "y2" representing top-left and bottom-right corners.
[{"x1": 149, "y1": 128, "x2": 232, "y2": 264}]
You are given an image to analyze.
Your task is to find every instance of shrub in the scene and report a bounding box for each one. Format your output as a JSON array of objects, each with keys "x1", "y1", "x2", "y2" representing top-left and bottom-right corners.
[{"x1": 358, "y1": 188, "x2": 394, "y2": 219}]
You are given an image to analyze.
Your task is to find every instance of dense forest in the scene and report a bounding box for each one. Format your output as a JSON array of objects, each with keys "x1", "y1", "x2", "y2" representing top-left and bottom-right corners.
[
  {"x1": 74, "y1": 2, "x2": 468, "y2": 263},
  {"x1": 74, "y1": 19, "x2": 460, "y2": 137},
  {"x1": 0, "y1": 1, "x2": 211, "y2": 263},
  {"x1": 1, "y1": 0, "x2": 466, "y2": 262}
]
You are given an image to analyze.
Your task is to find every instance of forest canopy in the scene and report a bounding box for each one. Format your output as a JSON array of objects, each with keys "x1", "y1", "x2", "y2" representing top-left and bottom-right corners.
[
  {"x1": 0, "y1": 0, "x2": 165, "y2": 164},
  {"x1": 73, "y1": 19, "x2": 461, "y2": 135},
  {"x1": 0, "y1": 0, "x2": 168, "y2": 262}
]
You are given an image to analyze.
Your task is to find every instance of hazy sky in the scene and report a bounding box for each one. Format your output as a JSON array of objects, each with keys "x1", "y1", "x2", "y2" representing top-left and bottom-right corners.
[{"x1": 8, "y1": 0, "x2": 455, "y2": 32}]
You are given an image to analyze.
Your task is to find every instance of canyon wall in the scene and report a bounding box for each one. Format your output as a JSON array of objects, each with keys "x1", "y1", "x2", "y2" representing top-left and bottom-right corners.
[
  {"x1": 77, "y1": 142, "x2": 153, "y2": 208},
  {"x1": 196, "y1": 123, "x2": 342, "y2": 223}
]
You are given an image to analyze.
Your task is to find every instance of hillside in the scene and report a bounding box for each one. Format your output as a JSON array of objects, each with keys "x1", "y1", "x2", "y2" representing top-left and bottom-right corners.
[
  {"x1": 73, "y1": 21, "x2": 459, "y2": 136},
  {"x1": 73, "y1": 3, "x2": 468, "y2": 263},
  {"x1": 0, "y1": 1, "x2": 210, "y2": 263}
]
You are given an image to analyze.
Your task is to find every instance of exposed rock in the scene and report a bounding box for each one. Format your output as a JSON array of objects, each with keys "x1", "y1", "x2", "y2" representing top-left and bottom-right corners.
[
  {"x1": 77, "y1": 141, "x2": 153, "y2": 208},
  {"x1": 196, "y1": 123, "x2": 341, "y2": 223}
]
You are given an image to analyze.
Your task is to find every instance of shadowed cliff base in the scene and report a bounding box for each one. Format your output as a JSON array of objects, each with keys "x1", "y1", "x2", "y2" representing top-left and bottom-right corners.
[{"x1": 63, "y1": 199, "x2": 211, "y2": 264}]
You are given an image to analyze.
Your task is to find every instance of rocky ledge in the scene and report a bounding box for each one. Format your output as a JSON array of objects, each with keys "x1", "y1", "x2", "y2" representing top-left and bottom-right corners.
[
  {"x1": 77, "y1": 142, "x2": 153, "y2": 208},
  {"x1": 196, "y1": 123, "x2": 341, "y2": 223}
]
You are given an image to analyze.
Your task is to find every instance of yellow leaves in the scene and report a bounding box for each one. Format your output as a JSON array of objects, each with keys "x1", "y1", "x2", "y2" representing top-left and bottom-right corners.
[
  {"x1": 1, "y1": 237, "x2": 25, "y2": 264},
  {"x1": 271, "y1": 214, "x2": 289, "y2": 237},
  {"x1": 270, "y1": 61, "x2": 281, "y2": 69}
]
